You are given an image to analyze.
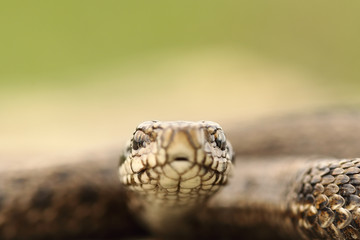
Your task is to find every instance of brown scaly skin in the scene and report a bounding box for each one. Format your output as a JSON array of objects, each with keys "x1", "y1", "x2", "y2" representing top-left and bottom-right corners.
[
  {"x1": 290, "y1": 158, "x2": 360, "y2": 240},
  {"x1": 197, "y1": 157, "x2": 360, "y2": 240},
  {"x1": 0, "y1": 155, "x2": 145, "y2": 240},
  {"x1": 1, "y1": 111, "x2": 360, "y2": 239}
]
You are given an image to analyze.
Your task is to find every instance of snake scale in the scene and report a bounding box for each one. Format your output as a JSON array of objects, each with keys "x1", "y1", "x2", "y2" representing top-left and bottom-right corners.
[{"x1": 1, "y1": 111, "x2": 360, "y2": 240}]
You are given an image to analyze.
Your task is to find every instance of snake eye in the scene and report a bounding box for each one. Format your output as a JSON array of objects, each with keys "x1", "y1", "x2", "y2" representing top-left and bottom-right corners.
[
  {"x1": 132, "y1": 131, "x2": 147, "y2": 150},
  {"x1": 214, "y1": 131, "x2": 226, "y2": 150}
]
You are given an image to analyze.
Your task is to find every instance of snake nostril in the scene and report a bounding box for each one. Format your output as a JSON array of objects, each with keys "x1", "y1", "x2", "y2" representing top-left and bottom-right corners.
[{"x1": 174, "y1": 157, "x2": 189, "y2": 161}]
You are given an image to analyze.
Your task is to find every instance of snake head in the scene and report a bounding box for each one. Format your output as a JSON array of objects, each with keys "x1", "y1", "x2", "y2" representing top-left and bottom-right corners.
[{"x1": 119, "y1": 120, "x2": 234, "y2": 207}]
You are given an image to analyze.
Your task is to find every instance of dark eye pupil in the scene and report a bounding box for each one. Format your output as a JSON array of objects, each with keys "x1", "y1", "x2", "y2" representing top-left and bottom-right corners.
[
  {"x1": 132, "y1": 131, "x2": 147, "y2": 150},
  {"x1": 215, "y1": 138, "x2": 225, "y2": 150},
  {"x1": 132, "y1": 139, "x2": 143, "y2": 150},
  {"x1": 215, "y1": 132, "x2": 226, "y2": 150}
]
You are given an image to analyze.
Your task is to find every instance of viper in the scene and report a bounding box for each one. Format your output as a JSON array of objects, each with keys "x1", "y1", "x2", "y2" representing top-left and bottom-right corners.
[{"x1": 1, "y1": 111, "x2": 360, "y2": 240}]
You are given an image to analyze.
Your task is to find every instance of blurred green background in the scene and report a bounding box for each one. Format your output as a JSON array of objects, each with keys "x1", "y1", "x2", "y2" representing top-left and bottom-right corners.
[{"x1": 1, "y1": 1, "x2": 360, "y2": 162}]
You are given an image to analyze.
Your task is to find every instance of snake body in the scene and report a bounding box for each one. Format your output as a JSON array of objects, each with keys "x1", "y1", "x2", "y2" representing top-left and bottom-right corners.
[{"x1": 1, "y1": 111, "x2": 360, "y2": 239}]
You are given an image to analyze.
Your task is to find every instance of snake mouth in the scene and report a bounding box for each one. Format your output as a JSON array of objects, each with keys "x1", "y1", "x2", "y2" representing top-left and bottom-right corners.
[{"x1": 174, "y1": 157, "x2": 189, "y2": 161}]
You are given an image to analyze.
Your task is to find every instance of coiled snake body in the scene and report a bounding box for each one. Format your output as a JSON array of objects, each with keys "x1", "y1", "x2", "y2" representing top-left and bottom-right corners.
[{"x1": 1, "y1": 112, "x2": 360, "y2": 239}]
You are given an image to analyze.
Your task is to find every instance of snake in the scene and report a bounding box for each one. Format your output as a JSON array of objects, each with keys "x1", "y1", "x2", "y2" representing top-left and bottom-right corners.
[{"x1": 1, "y1": 111, "x2": 360, "y2": 240}]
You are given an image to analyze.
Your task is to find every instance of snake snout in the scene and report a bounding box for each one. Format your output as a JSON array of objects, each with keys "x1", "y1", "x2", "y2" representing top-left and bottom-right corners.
[{"x1": 174, "y1": 156, "x2": 189, "y2": 161}]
